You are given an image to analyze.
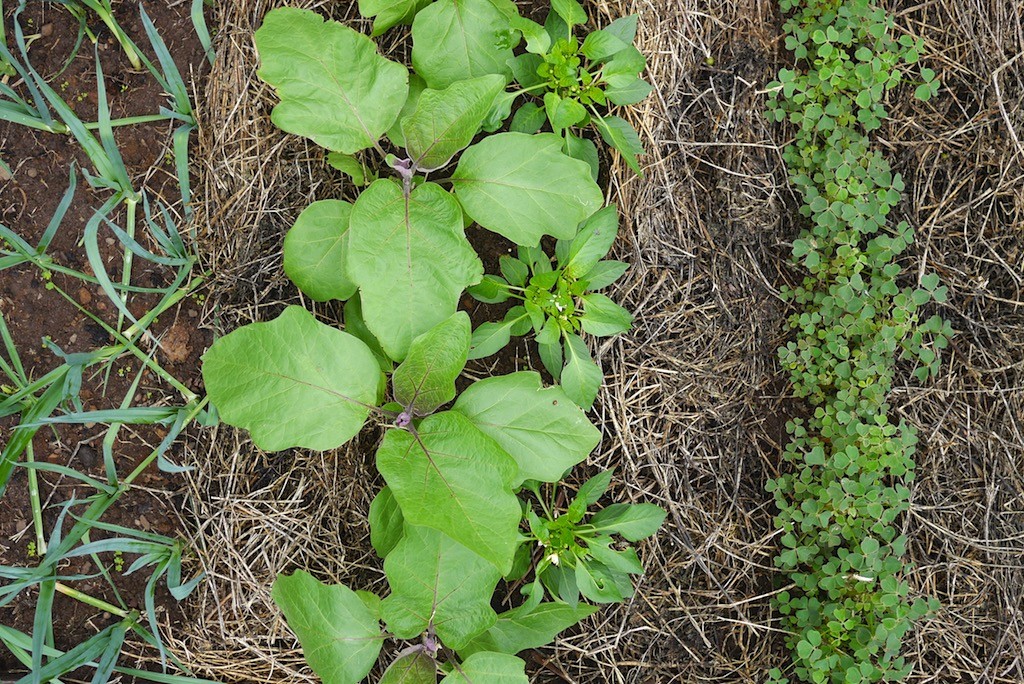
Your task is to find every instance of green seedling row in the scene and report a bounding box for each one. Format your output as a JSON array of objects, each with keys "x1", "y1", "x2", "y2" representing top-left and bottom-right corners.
[
  {"x1": 764, "y1": 0, "x2": 948, "y2": 683},
  {"x1": 199, "y1": 1, "x2": 664, "y2": 682}
]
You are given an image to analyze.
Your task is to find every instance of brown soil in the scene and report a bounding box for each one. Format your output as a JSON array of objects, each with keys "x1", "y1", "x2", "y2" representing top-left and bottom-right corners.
[{"x1": 0, "y1": 0, "x2": 208, "y2": 678}]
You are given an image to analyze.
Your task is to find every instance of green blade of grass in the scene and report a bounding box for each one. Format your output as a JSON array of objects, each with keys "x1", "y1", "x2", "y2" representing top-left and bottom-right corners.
[
  {"x1": 29, "y1": 578, "x2": 56, "y2": 684},
  {"x1": 89, "y1": 621, "x2": 127, "y2": 684},
  {"x1": 191, "y1": 0, "x2": 214, "y2": 66},
  {"x1": 0, "y1": 311, "x2": 27, "y2": 384},
  {"x1": 36, "y1": 165, "x2": 78, "y2": 254},
  {"x1": 15, "y1": 461, "x2": 118, "y2": 495},
  {"x1": 139, "y1": 4, "x2": 192, "y2": 118},
  {"x1": 0, "y1": 369, "x2": 70, "y2": 496}
]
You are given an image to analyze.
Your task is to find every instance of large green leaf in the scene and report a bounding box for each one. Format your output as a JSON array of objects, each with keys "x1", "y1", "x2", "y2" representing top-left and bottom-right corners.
[
  {"x1": 403, "y1": 75, "x2": 507, "y2": 171},
  {"x1": 347, "y1": 179, "x2": 482, "y2": 361},
  {"x1": 271, "y1": 571, "x2": 384, "y2": 684},
  {"x1": 452, "y1": 133, "x2": 603, "y2": 246},
  {"x1": 393, "y1": 312, "x2": 471, "y2": 414},
  {"x1": 453, "y1": 372, "x2": 600, "y2": 485},
  {"x1": 255, "y1": 7, "x2": 408, "y2": 154},
  {"x1": 376, "y1": 412, "x2": 520, "y2": 572},
  {"x1": 202, "y1": 306, "x2": 382, "y2": 451},
  {"x1": 283, "y1": 200, "x2": 357, "y2": 302},
  {"x1": 359, "y1": 0, "x2": 432, "y2": 36},
  {"x1": 411, "y1": 0, "x2": 517, "y2": 89},
  {"x1": 459, "y1": 602, "x2": 599, "y2": 657},
  {"x1": 382, "y1": 525, "x2": 502, "y2": 649},
  {"x1": 439, "y1": 653, "x2": 527, "y2": 683},
  {"x1": 380, "y1": 650, "x2": 438, "y2": 683}
]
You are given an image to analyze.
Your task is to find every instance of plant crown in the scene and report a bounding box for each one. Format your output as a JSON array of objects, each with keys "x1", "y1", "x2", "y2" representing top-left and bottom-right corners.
[
  {"x1": 764, "y1": 1, "x2": 948, "y2": 683},
  {"x1": 200, "y1": 2, "x2": 661, "y2": 682}
]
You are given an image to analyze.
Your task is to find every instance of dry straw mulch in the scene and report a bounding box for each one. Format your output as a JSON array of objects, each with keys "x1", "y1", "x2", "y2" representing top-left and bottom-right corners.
[{"x1": 166, "y1": 0, "x2": 1024, "y2": 681}]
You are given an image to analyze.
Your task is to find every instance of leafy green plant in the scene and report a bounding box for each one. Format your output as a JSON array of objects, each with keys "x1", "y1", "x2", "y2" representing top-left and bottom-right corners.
[
  {"x1": 516, "y1": 470, "x2": 665, "y2": 607},
  {"x1": 466, "y1": 206, "x2": 631, "y2": 409},
  {"x1": 201, "y1": 3, "x2": 661, "y2": 681},
  {"x1": 763, "y1": 1, "x2": 949, "y2": 682},
  {"x1": 502, "y1": 3, "x2": 650, "y2": 175}
]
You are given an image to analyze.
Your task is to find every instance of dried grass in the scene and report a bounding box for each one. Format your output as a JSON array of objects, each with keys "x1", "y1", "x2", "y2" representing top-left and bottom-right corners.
[{"x1": 164, "y1": 0, "x2": 1024, "y2": 682}]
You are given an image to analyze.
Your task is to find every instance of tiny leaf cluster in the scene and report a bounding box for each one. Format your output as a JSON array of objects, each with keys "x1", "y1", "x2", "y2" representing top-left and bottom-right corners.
[
  {"x1": 200, "y1": 2, "x2": 661, "y2": 682},
  {"x1": 764, "y1": 1, "x2": 949, "y2": 683}
]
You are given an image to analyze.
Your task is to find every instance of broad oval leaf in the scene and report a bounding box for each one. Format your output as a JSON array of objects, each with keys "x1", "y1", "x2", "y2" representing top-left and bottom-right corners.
[
  {"x1": 439, "y1": 652, "x2": 527, "y2": 684},
  {"x1": 594, "y1": 115, "x2": 645, "y2": 176},
  {"x1": 453, "y1": 372, "x2": 600, "y2": 485},
  {"x1": 411, "y1": 0, "x2": 517, "y2": 89},
  {"x1": 347, "y1": 179, "x2": 483, "y2": 361},
  {"x1": 255, "y1": 7, "x2": 408, "y2": 154},
  {"x1": 271, "y1": 571, "x2": 384, "y2": 684},
  {"x1": 393, "y1": 312, "x2": 471, "y2": 414},
  {"x1": 458, "y1": 602, "x2": 599, "y2": 658},
  {"x1": 283, "y1": 200, "x2": 357, "y2": 302},
  {"x1": 202, "y1": 306, "x2": 382, "y2": 451},
  {"x1": 588, "y1": 503, "x2": 667, "y2": 541},
  {"x1": 380, "y1": 649, "x2": 438, "y2": 684},
  {"x1": 452, "y1": 133, "x2": 603, "y2": 246},
  {"x1": 382, "y1": 525, "x2": 502, "y2": 649},
  {"x1": 376, "y1": 412, "x2": 520, "y2": 572},
  {"x1": 403, "y1": 75, "x2": 507, "y2": 172},
  {"x1": 580, "y1": 293, "x2": 633, "y2": 337}
]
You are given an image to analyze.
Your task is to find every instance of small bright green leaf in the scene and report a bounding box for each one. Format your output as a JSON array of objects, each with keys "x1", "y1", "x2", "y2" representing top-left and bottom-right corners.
[
  {"x1": 544, "y1": 92, "x2": 587, "y2": 131},
  {"x1": 580, "y1": 293, "x2": 632, "y2": 336},
  {"x1": 564, "y1": 133, "x2": 600, "y2": 181},
  {"x1": 403, "y1": 75, "x2": 507, "y2": 171},
  {"x1": 271, "y1": 571, "x2": 384, "y2": 684},
  {"x1": 255, "y1": 8, "x2": 408, "y2": 153},
  {"x1": 380, "y1": 649, "x2": 438, "y2": 684},
  {"x1": 551, "y1": 0, "x2": 587, "y2": 27},
  {"x1": 606, "y1": 77, "x2": 653, "y2": 105},
  {"x1": 574, "y1": 470, "x2": 613, "y2": 507},
  {"x1": 411, "y1": 0, "x2": 517, "y2": 89},
  {"x1": 510, "y1": 16, "x2": 550, "y2": 54},
  {"x1": 561, "y1": 334, "x2": 601, "y2": 409},
  {"x1": 383, "y1": 525, "x2": 502, "y2": 649},
  {"x1": 392, "y1": 312, "x2": 471, "y2": 414},
  {"x1": 326, "y1": 152, "x2": 371, "y2": 186},
  {"x1": 564, "y1": 206, "x2": 619, "y2": 278},
  {"x1": 604, "y1": 15, "x2": 638, "y2": 44},
  {"x1": 453, "y1": 133, "x2": 604, "y2": 246},
  {"x1": 376, "y1": 412, "x2": 521, "y2": 572},
  {"x1": 439, "y1": 652, "x2": 528, "y2": 684},
  {"x1": 202, "y1": 306, "x2": 382, "y2": 451},
  {"x1": 459, "y1": 602, "x2": 598, "y2": 658},
  {"x1": 283, "y1": 200, "x2": 357, "y2": 302},
  {"x1": 468, "y1": 307, "x2": 529, "y2": 360},
  {"x1": 468, "y1": 275, "x2": 512, "y2": 303},
  {"x1": 453, "y1": 372, "x2": 601, "y2": 485},
  {"x1": 507, "y1": 53, "x2": 544, "y2": 88},
  {"x1": 538, "y1": 338, "x2": 564, "y2": 380},
  {"x1": 594, "y1": 115, "x2": 645, "y2": 176},
  {"x1": 588, "y1": 503, "x2": 666, "y2": 541},
  {"x1": 509, "y1": 102, "x2": 546, "y2": 134},
  {"x1": 359, "y1": 0, "x2": 432, "y2": 36},
  {"x1": 581, "y1": 29, "x2": 629, "y2": 62},
  {"x1": 369, "y1": 486, "x2": 405, "y2": 558},
  {"x1": 348, "y1": 179, "x2": 482, "y2": 361},
  {"x1": 388, "y1": 74, "x2": 427, "y2": 149},
  {"x1": 581, "y1": 260, "x2": 630, "y2": 289},
  {"x1": 499, "y1": 256, "x2": 529, "y2": 287}
]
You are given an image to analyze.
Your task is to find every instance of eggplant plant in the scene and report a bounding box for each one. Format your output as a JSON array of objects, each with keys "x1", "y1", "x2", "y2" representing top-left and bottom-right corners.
[{"x1": 201, "y1": 2, "x2": 661, "y2": 682}]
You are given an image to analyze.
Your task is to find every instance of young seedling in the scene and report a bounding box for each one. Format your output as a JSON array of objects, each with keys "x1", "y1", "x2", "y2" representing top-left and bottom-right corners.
[
  {"x1": 467, "y1": 205, "x2": 632, "y2": 409},
  {"x1": 516, "y1": 470, "x2": 665, "y2": 608}
]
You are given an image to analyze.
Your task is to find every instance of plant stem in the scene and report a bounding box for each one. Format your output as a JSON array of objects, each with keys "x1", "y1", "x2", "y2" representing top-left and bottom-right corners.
[
  {"x1": 25, "y1": 443, "x2": 46, "y2": 553},
  {"x1": 116, "y1": 197, "x2": 138, "y2": 334},
  {"x1": 54, "y1": 582, "x2": 130, "y2": 618},
  {"x1": 82, "y1": 113, "x2": 172, "y2": 130}
]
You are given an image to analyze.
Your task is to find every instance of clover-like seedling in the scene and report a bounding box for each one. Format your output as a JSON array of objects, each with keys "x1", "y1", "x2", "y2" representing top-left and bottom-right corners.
[
  {"x1": 513, "y1": 471, "x2": 665, "y2": 608},
  {"x1": 466, "y1": 205, "x2": 631, "y2": 409}
]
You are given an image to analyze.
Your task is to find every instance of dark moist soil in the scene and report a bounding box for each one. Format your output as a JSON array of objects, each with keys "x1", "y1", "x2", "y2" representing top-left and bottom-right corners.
[{"x1": 0, "y1": 1, "x2": 208, "y2": 678}]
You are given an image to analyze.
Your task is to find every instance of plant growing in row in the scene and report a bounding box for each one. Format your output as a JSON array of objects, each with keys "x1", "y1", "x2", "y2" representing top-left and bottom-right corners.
[
  {"x1": 467, "y1": 206, "x2": 632, "y2": 409},
  {"x1": 764, "y1": 1, "x2": 949, "y2": 683},
  {"x1": 201, "y1": 2, "x2": 661, "y2": 682}
]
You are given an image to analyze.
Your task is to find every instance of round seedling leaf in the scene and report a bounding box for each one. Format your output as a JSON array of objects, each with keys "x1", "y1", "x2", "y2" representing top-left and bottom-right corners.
[{"x1": 283, "y1": 200, "x2": 358, "y2": 302}]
